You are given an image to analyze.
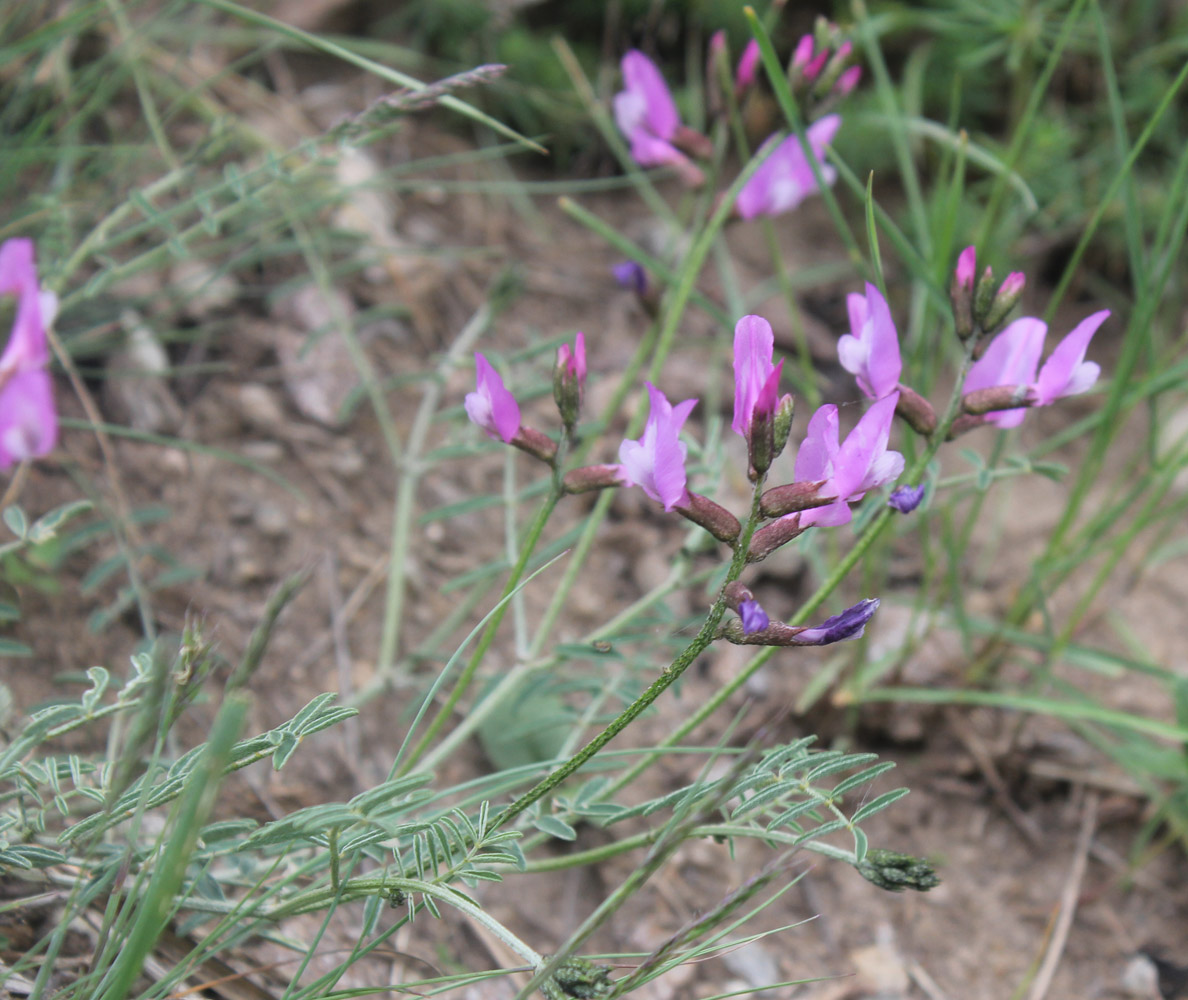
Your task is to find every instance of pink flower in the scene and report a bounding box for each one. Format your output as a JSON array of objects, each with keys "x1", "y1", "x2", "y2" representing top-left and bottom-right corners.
[
  {"x1": 735, "y1": 115, "x2": 840, "y2": 220},
  {"x1": 791, "y1": 33, "x2": 829, "y2": 82},
  {"x1": 617, "y1": 383, "x2": 697, "y2": 512},
  {"x1": 731, "y1": 314, "x2": 786, "y2": 437},
  {"x1": 955, "y1": 246, "x2": 977, "y2": 292},
  {"x1": 556, "y1": 331, "x2": 587, "y2": 386},
  {"x1": 735, "y1": 39, "x2": 761, "y2": 92},
  {"x1": 962, "y1": 317, "x2": 1046, "y2": 428},
  {"x1": 838, "y1": 282, "x2": 901, "y2": 399},
  {"x1": 613, "y1": 50, "x2": 698, "y2": 179},
  {"x1": 465, "y1": 352, "x2": 521, "y2": 443},
  {"x1": 554, "y1": 331, "x2": 587, "y2": 427},
  {"x1": 0, "y1": 238, "x2": 58, "y2": 469},
  {"x1": 1030, "y1": 310, "x2": 1109, "y2": 405},
  {"x1": 834, "y1": 64, "x2": 862, "y2": 97},
  {"x1": 794, "y1": 394, "x2": 904, "y2": 527}
]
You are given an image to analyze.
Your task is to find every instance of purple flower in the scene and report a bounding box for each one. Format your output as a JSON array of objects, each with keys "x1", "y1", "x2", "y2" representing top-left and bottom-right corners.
[
  {"x1": 465, "y1": 352, "x2": 521, "y2": 443},
  {"x1": 888, "y1": 483, "x2": 925, "y2": 514},
  {"x1": 735, "y1": 115, "x2": 840, "y2": 220},
  {"x1": 794, "y1": 394, "x2": 904, "y2": 527},
  {"x1": 617, "y1": 382, "x2": 697, "y2": 512},
  {"x1": 1030, "y1": 310, "x2": 1109, "y2": 405},
  {"x1": 613, "y1": 50, "x2": 699, "y2": 180},
  {"x1": 612, "y1": 260, "x2": 648, "y2": 295},
  {"x1": 962, "y1": 317, "x2": 1046, "y2": 428},
  {"x1": 731, "y1": 314, "x2": 788, "y2": 437},
  {"x1": 794, "y1": 598, "x2": 879, "y2": 645},
  {"x1": 738, "y1": 599, "x2": 769, "y2": 634},
  {"x1": 838, "y1": 282, "x2": 902, "y2": 399},
  {"x1": 0, "y1": 239, "x2": 58, "y2": 469}
]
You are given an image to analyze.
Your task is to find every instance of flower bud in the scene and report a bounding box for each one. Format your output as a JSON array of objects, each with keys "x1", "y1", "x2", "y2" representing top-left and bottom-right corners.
[
  {"x1": 834, "y1": 64, "x2": 862, "y2": 97},
  {"x1": 562, "y1": 463, "x2": 623, "y2": 494},
  {"x1": 973, "y1": 264, "x2": 997, "y2": 329},
  {"x1": 772, "y1": 393, "x2": 795, "y2": 459},
  {"x1": 706, "y1": 30, "x2": 728, "y2": 117},
  {"x1": 894, "y1": 383, "x2": 937, "y2": 436},
  {"x1": 759, "y1": 480, "x2": 831, "y2": 518},
  {"x1": 747, "y1": 514, "x2": 806, "y2": 562},
  {"x1": 746, "y1": 363, "x2": 782, "y2": 478},
  {"x1": 510, "y1": 426, "x2": 557, "y2": 464},
  {"x1": 674, "y1": 492, "x2": 742, "y2": 544},
  {"x1": 553, "y1": 331, "x2": 586, "y2": 430},
  {"x1": 981, "y1": 271, "x2": 1026, "y2": 333},
  {"x1": 788, "y1": 33, "x2": 816, "y2": 88},
  {"x1": 735, "y1": 39, "x2": 761, "y2": 96},
  {"x1": 813, "y1": 40, "x2": 854, "y2": 98},
  {"x1": 950, "y1": 245, "x2": 977, "y2": 340},
  {"x1": 612, "y1": 261, "x2": 661, "y2": 316},
  {"x1": 887, "y1": 483, "x2": 925, "y2": 514}
]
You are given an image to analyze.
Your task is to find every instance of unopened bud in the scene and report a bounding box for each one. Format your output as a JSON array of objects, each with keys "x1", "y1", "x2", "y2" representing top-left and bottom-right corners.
[
  {"x1": 813, "y1": 40, "x2": 854, "y2": 98},
  {"x1": 735, "y1": 39, "x2": 761, "y2": 95},
  {"x1": 981, "y1": 271, "x2": 1026, "y2": 332},
  {"x1": 789, "y1": 33, "x2": 816, "y2": 88},
  {"x1": 510, "y1": 426, "x2": 557, "y2": 464},
  {"x1": 973, "y1": 264, "x2": 997, "y2": 328},
  {"x1": 674, "y1": 492, "x2": 742, "y2": 544},
  {"x1": 747, "y1": 514, "x2": 806, "y2": 562},
  {"x1": 961, "y1": 384, "x2": 1029, "y2": 417},
  {"x1": 950, "y1": 245, "x2": 977, "y2": 340},
  {"x1": 887, "y1": 483, "x2": 925, "y2": 514},
  {"x1": 562, "y1": 463, "x2": 623, "y2": 494},
  {"x1": 834, "y1": 64, "x2": 862, "y2": 97},
  {"x1": 772, "y1": 393, "x2": 795, "y2": 459},
  {"x1": 553, "y1": 331, "x2": 586, "y2": 430},
  {"x1": 894, "y1": 383, "x2": 937, "y2": 436},
  {"x1": 672, "y1": 125, "x2": 714, "y2": 162},
  {"x1": 612, "y1": 261, "x2": 661, "y2": 317},
  {"x1": 746, "y1": 362, "x2": 783, "y2": 478},
  {"x1": 706, "y1": 30, "x2": 729, "y2": 117},
  {"x1": 813, "y1": 16, "x2": 836, "y2": 56},
  {"x1": 759, "y1": 480, "x2": 831, "y2": 518}
]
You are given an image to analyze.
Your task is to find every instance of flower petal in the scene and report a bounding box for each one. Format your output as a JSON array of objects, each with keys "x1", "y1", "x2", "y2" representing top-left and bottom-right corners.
[
  {"x1": 731, "y1": 314, "x2": 775, "y2": 436},
  {"x1": 1032, "y1": 309, "x2": 1109, "y2": 405},
  {"x1": 794, "y1": 598, "x2": 879, "y2": 645},
  {"x1": 0, "y1": 368, "x2": 57, "y2": 468},
  {"x1": 620, "y1": 50, "x2": 679, "y2": 141}
]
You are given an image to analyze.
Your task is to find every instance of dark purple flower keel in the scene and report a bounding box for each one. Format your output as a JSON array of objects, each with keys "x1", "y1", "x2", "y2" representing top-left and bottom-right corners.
[
  {"x1": 887, "y1": 484, "x2": 925, "y2": 514},
  {"x1": 793, "y1": 598, "x2": 879, "y2": 645}
]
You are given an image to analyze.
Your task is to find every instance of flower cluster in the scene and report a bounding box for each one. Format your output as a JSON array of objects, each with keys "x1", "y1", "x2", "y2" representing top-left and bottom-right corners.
[
  {"x1": 613, "y1": 20, "x2": 859, "y2": 219},
  {"x1": 463, "y1": 245, "x2": 1107, "y2": 651},
  {"x1": 0, "y1": 239, "x2": 58, "y2": 471},
  {"x1": 947, "y1": 246, "x2": 1109, "y2": 432}
]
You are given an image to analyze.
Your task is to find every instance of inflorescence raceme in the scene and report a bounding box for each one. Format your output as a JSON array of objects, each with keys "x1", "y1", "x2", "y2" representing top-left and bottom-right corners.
[{"x1": 465, "y1": 248, "x2": 1108, "y2": 646}]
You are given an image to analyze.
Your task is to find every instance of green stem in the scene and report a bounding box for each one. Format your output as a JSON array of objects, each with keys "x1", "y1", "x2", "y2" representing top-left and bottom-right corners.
[
  {"x1": 487, "y1": 475, "x2": 767, "y2": 834},
  {"x1": 327, "y1": 829, "x2": 340, "y2": 893},
  {"x1": 602, "y1": 336, "x2": 980, "y2": 799}
]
